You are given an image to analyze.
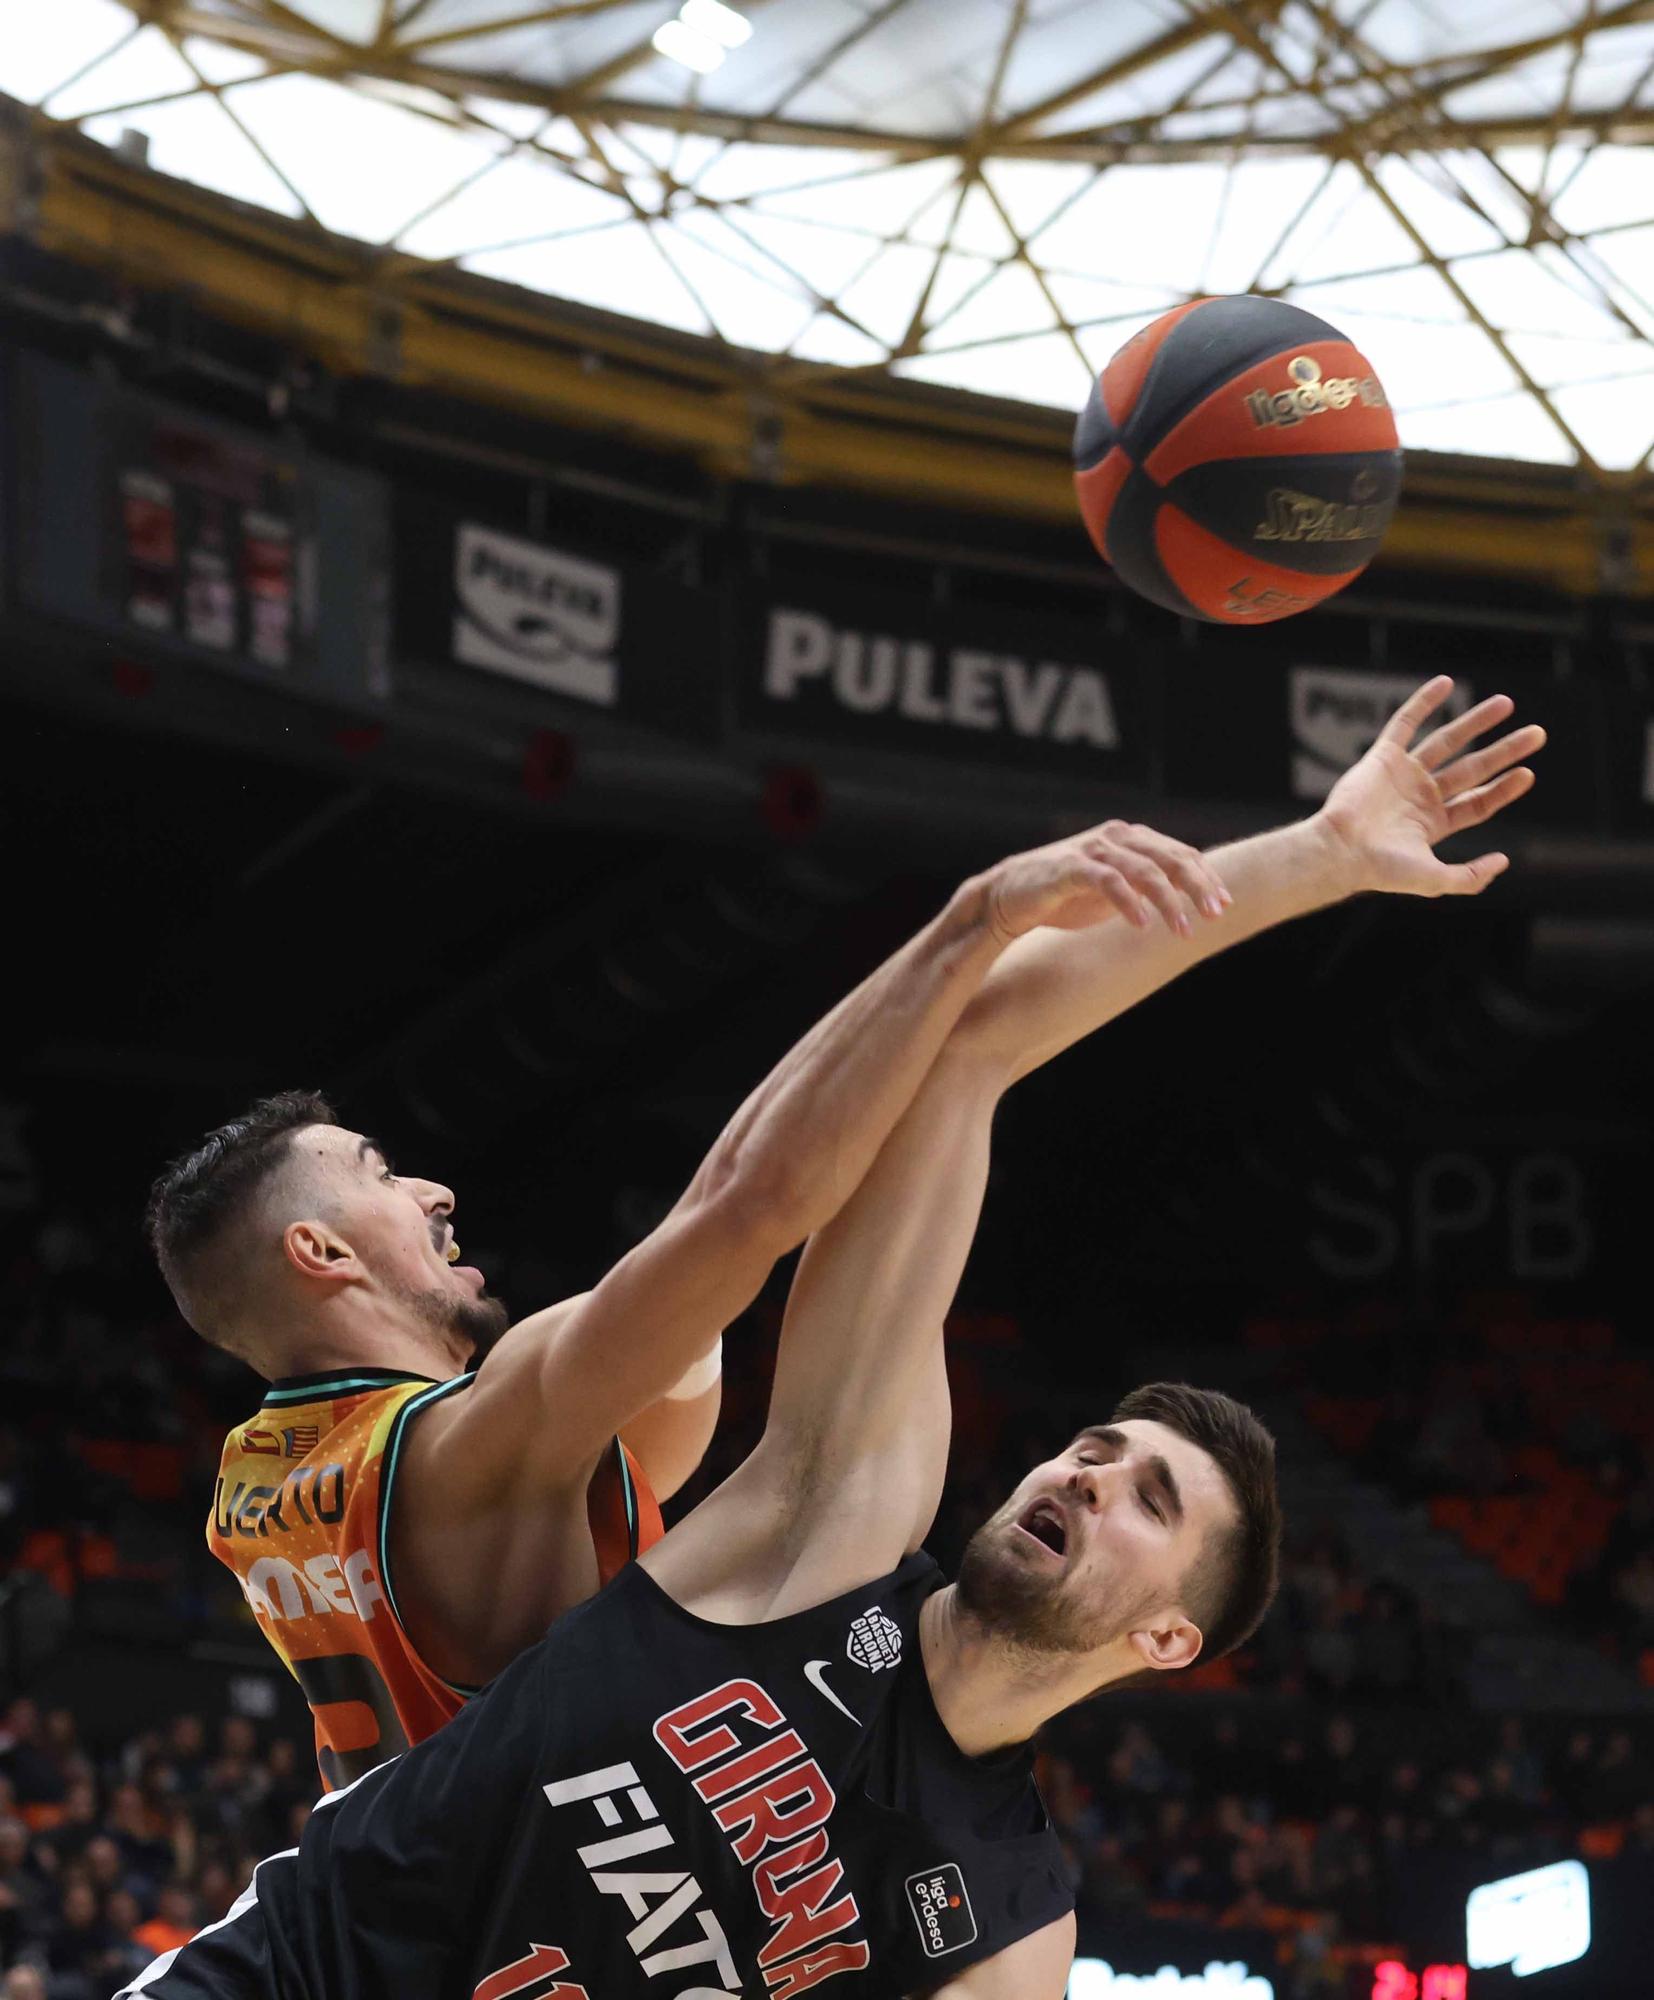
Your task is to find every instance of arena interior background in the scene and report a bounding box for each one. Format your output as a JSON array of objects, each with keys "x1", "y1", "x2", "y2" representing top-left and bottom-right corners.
[{"x1": 1, "y1": 4, "x2": 1652, "y2": 1998}]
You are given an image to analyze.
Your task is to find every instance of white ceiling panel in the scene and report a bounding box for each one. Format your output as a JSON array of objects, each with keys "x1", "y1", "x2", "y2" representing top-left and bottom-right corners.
[
  {"x1": 81, "y1": 93, "x2": 303, "y2": 216},
  {"x1": 469, "y1": 221, "x2": 711, "y2": 333},
  {"x1": 44, "y1": 24, "x2": 198, "y2": 122},
  {"x1": 10, "y1": 0, "x2": 1649, "y2": 469},
  {"x1": 896, "y1": 327, "x2": 1092, "y2": 406}
]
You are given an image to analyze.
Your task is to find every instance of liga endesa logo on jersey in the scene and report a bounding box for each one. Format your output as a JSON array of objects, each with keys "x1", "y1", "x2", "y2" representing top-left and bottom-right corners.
[
  {"x1": 1246, "y1": 354, "x2": 1388, "y2": 429},
  {"x1": 239, "y1": 1424, "x2": 321, "y2": 1457},
  {"x1": 906, "y1": 1864, "x2": 977, "y2": 1958}
]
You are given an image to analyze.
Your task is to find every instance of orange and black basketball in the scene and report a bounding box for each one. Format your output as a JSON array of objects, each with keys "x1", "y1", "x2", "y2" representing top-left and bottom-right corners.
[{"x1": 1073, "y1": 295, "x2": 1403, "y2": 625}]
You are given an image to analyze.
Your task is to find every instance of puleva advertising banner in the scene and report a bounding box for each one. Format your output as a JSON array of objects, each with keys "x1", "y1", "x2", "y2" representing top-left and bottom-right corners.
[
  {"x1": 736, "y1": 585, "x2": 1154, "y2": 782},
  {"x1": 395, "y1": 501, "x2": 720, "y2": 744}
]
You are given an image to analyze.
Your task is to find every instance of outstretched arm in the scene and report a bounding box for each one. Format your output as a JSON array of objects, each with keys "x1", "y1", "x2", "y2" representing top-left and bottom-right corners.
[
  {"x1": 959, "y1": 678, "x2": 1544, "y2": 1087},
  {"x1": 647, "y1": 679, "x2": 1545, "y2": 1619},
  {"x1": 450, "y1": 825, "x2": 1208, "y2": 1475},
  {"x1": 639, "y1": 1040, "x2": 1001, "y2": 1619}
]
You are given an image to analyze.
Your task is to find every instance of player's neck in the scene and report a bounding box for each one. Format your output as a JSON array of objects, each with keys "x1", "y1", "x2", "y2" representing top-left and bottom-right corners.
[
  {"x1": 263, "y1": 1296, "x2": 469, "y2": 1384},
  {"x1": 919, "y1": 1586, "x2": 1108, "y2": 1759}
]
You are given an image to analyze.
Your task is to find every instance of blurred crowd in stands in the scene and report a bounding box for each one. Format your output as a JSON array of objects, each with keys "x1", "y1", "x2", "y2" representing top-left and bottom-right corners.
[
  {"x1": 0, "y1": 1698, "x2": 311, "y2": 2000},
  {"x1": 1, "y1": 1208, "x2": 1650, "y2": 1997},
  {"x1": 1037, "y1": 1677, "x2": 1654, "y2": 1994}
]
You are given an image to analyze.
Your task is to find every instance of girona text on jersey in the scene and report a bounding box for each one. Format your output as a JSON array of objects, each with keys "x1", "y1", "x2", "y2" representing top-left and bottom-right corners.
[{"x1": 537, "y1": 1676, "x2": 871, "y2": 1999}]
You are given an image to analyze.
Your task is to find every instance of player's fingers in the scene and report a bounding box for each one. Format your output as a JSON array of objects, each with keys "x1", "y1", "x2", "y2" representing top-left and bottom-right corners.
[
  {"x1": 1112, "y1": 825, "x2": 1231, "y2": 918},
  {"x1": 1081, "y1": 861, "x2": 1151, "y2": 927},
  {"x1": 1414, "y1": 692, "x2": 1514, "y2": 772},
  {"x1": 1378, "y1": 674, "x2": 1454, "y2": 750},
  {"x1": 1444, "y1": 766, "x2": 1536, "y2": 833},
  {"x1": 1087, "y1": 841, "x2": 1193, "y2": 935},
  {"x1": 1436, "y1": 723, "x2": 1546, "y2": 799},
  {"x1": 1436, "y1": 851, "x2": 1510, "y2": 896}
]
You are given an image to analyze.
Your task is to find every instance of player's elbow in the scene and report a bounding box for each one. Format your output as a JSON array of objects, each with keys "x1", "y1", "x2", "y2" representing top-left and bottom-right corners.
[{"x1": 697, "y1": 1140, "x2": 816, "y2": 1255}]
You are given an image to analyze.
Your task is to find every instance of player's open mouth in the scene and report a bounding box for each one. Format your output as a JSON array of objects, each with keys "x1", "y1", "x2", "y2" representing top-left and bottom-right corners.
[
  {"x1": 1014, "y1": 1498, "x2": 1067, "y2": 1561},
  {"x1": 439, "y1": 1237, "x2": 483, "y2": 1284}
]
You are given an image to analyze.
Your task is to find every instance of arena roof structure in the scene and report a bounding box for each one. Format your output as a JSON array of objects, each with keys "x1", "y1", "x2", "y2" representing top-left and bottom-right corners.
[{"x1": 7, "y1": 0, "x2": 1654, "y2": 479}]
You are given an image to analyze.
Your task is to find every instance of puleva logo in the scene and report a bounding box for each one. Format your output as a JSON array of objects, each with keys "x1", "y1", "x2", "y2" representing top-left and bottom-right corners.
[
  {"x1": 846, "y1": 1606, "x2": 903, "y2": 1672},
  {"x1": 906, "y1": 1864, "x2": 977, "y2": 1957},
  {"x1": 1289, "y1": 666, "x2": 1471, "y2": 802},
  {"x1": 452, "y1": 522, "x2": 620, "y2": 707}
]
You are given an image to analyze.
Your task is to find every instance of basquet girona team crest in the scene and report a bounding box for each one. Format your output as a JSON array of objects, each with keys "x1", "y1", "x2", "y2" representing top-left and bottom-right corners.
[
  {"x1": 1072, "y1": 295, "x2": 1404, "y2": 626},
  {"x1": 846, "y1": 1606, "x2": 903, "y2": 1672}
]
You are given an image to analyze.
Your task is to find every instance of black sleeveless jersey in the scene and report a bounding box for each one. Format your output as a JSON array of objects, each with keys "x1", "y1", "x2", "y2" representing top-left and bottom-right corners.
[{"x1": 120, "y1": 1552, "x2": 1072, "y2": 2000}]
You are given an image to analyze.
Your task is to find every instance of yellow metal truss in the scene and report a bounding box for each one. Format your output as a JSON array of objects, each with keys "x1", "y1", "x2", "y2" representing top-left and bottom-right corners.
[{"x1": 12, "y1": 2, "x2": 1654, "y2": 586}]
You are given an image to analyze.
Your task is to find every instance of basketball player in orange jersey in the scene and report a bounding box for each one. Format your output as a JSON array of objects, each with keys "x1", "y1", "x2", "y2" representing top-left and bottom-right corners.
[{"x1": 144, "y1": 812, "x2": 1240, "y2": 1786}]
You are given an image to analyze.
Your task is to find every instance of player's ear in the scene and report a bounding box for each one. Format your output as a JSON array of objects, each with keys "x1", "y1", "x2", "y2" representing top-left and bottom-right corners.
[
  {"x1": 283, "y1": 1219, "x2": 359, "y2": 1283},
  {"x1": 1126, "y1": 1612, "x2": 1202, "y2": 1674}
]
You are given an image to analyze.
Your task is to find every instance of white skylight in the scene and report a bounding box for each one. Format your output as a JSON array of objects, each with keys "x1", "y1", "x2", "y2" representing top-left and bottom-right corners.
[{"x1": 6, "y1": 0, "x2": 1654, "y2": 469}]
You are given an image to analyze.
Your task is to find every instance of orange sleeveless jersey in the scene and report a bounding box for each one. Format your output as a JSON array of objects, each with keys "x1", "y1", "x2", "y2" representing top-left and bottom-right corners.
[{"x1": 207, "y1": 1368, "x2": 662, "y2": 1789}]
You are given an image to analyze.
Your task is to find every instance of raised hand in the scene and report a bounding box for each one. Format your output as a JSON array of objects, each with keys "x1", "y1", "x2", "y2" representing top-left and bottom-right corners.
[
  {"x1": 1319, "y1": 675, "x2": 1545, "y2": 898},
  {"x1": 984, "y1": 820, "x2": 1232, "y2": 942}
]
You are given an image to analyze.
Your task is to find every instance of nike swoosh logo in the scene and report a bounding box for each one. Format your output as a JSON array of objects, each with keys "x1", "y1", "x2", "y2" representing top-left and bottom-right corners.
[{"x1": 803, "y1": 1659, "x2": 858, "y2": 1723}]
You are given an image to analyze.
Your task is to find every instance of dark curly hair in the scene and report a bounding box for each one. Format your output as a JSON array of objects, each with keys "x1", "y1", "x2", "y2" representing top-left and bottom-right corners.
[{"x1": 1111, "y1": 1381, "x2": 1281, "y2": 1661}]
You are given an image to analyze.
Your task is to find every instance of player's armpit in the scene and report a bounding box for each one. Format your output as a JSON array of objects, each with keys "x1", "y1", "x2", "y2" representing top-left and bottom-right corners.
[{"x1": 913, "y1": 1913, "x2": 1076, "y2": 1999}]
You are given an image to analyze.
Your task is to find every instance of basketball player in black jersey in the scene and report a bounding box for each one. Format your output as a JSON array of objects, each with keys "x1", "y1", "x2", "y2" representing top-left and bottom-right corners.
[{"x1": 118, "y1": 678, "x2": 1542, "y2": 2000}]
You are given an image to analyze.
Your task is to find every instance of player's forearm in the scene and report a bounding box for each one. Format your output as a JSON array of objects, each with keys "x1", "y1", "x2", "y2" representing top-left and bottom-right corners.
[
  {"x1": 700, "y1": 879, "x2": 1006, "y2": 1241},
  {"x1": 958, "y1": 812, "x2": 1362, "y2": 1086}
]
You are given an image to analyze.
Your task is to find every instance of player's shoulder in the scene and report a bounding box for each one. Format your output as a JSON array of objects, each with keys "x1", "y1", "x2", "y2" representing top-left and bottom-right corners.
[
  {"x1": 468, "y1": 1293, "x2": 593, "y2": 1390},
  {"x1": 211, "y1": 1371, "x2": 445, "y2": 1548},
  {"x1": 403, "y1": 1295, "x2": 592, "y2": 1469}
]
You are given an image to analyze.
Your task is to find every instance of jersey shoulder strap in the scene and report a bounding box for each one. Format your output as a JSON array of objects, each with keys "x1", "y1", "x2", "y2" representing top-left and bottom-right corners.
[{"x1": 589, "y1": 1437, "x2": 663, "y2": 1578}]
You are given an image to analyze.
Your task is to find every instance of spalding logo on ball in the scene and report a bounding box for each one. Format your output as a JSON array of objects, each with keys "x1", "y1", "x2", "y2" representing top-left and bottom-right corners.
[{"x1": 1072, "y1": 295, "x2": 1403, "y2": 625}]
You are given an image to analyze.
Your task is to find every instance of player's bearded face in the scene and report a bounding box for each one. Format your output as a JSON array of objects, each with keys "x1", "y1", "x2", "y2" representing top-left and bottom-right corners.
[
  {"x1": 954, "y1": 1426, "x2": 1214, "y2": 1661},
  {"x1": 955, "y1": 1491, "x2": 1161, "y2": 1657},
  {"x1": 384, "y1": 1206, "x2": 510, "y2": 1360},
  {"x1": 386, "y1": 1263, "x2": 510, "y2": 1358}
]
